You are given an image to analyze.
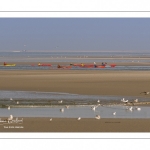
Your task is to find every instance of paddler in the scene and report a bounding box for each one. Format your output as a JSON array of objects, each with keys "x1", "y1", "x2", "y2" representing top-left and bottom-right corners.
[
  {"x1": 57, "y1": 64, "x2": 61, "y2": 68},
  {"x1": 81, "y1": 63, "x2": 84, "y2": 67},
  {"x1": 94, "y1": 62, "x2": 97, "y2": 68},
  {"x1": 3, "y1": 62, "x2": 7, "y2": 66}
]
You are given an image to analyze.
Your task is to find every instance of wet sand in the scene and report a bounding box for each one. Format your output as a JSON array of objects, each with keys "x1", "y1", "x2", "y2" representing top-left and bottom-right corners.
[
  {"x1": 0, "y1": 70, "x2": 150, "y2": 97},
  {"x1": 1, "y1": 61, "x2": 150, "y2": 66},
  {"x1": 0, "y1": 117, "x2": 150, "y2": 132},
  {"x1": 0, "y1": 70, "x2": 150, "y2": 132}
]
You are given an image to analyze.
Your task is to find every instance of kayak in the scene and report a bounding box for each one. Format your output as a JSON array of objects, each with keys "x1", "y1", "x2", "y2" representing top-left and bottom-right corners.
[
  {"x1": 96, "y1": 65, "x2": 105, "y2": 68},
  {"x1": 57, "y1": 66, "x2": 72, "y2": 69},
  {"x1": 4, "y1": 64, "x2": 16, "y2": 66},
  {"x1": 110, "y1": 64, "x2": 116, "y2": 67},
  {"x1": 38, "y1": 63, "x2": 52, "y2": 66}
]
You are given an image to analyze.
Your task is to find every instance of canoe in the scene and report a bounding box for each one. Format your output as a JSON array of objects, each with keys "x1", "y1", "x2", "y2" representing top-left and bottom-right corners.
[
  {"x1": 38, "y1": 63, "x2": 52, "y2": 66},
  {"x1": 96, "y1": 65, "x2": 105, "y2": 68},
  {"x1": 110, "y1": 64, "x2": 116, "y2": 67},
  {"x1": 58, "y1": 66, "x2": 72, "y2": 69},
  {"x1": 4, "y1": 64, "x2": 16, "y2": 66}
]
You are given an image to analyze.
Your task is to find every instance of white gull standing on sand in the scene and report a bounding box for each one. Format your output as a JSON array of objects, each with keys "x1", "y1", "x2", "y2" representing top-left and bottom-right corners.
[
  {"x1": 95, "y1": 115, "x2": 101, "y2": 119},
  {"x1": 140, "y1": 91, "x2": 150, "y2": 95},
  {"x1": 7, "y1": 115, "x2": 13, "y2": 123},
  {"x1": 77, "y1": 117, "x2": 81, "y2": 120}
]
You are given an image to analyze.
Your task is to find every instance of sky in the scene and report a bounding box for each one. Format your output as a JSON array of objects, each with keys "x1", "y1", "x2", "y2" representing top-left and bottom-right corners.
[{"x1": 0, "y1": 18, "x2": 150, "y2": 52}]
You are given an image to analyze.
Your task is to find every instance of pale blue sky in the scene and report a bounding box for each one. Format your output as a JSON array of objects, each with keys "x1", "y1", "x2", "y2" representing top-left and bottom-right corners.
[{"x1": 0, "y1": 18, "x2": 150, "y2": 52}]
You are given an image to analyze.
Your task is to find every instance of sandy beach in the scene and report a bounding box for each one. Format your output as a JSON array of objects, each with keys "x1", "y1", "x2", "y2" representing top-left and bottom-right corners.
[
  {"x1": 0, "y1": 69, "x2": 150, "y2": 132},
  {"x1": 0, "y1": 70, "x2": 150, "y2": 97},
  {"x1": 0, "y1": 117, "x2": 150, "y2": 132}
]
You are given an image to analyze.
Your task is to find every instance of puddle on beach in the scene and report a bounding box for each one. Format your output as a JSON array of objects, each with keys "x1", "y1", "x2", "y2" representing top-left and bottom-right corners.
[
  {"x1": 0, "y1": 90, "x2": 150, "y2": 119},
  {"x1": 0, "y1": 90, "x2": 149, "y2": 102},
  {"x1": 1, "y1": 65, "x2": 150, "y2": 71},
  {"x1": 0, "y1": 105, "x2": 149, "y2": 119}
]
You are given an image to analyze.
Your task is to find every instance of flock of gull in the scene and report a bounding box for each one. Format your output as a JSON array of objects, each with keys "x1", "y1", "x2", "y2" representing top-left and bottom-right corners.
[
  {"x1": 0, "y1": 98, "x2": 23, "y2": 124},
  {"x1": 1, "y1": 91, "x2": 149, "y2": 123},
  {"x1": 50, "y1": 97, "x2": 143, "y2": 121}
]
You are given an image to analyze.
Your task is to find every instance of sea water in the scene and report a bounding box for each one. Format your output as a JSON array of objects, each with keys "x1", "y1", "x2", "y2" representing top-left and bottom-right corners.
[{"x1": 0, "y1": 105, "x2": 149, "y2": 118}]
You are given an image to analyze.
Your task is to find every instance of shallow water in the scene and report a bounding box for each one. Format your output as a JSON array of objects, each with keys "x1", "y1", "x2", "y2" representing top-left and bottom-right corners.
[
  {"x1": 0, "y1": 90, "x2": 149, "y2": 102},
  {"x1": 0, "y1": 105, "x2": 149, "y2": 118},
  {"x1": 1, "y1": 65, "x2": 150, "y2": 71}
]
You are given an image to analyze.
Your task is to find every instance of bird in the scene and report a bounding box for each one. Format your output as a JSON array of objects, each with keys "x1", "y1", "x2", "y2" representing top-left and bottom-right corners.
[
  {"x1": 140, "y1": 92, "x2": 150, "y2": 95},
  {"x1": 96, "y1": 104, "x2": 101, "y2": 107},
  {"x1": 135, "y1": 107, "x2": 141, "y2": 111},
  {"x1": 97, "y1": 100, "x2": 100, "y2": 103},
  {"x1": 15, "y1": 117, "x2": 18, "y2": 123},
  {"x1": 8, "y1": 106, "x2": 10, "y2": 110},
  {"x1": 129, "y1": 107, "x2": 133, "y2": 111},
  {"x1": 16, "y1": 101, "x2": 19, "y2": 104},
  {"x1": 95, "y1": 115, "x2": 101, "y2": 119},
  {"x1": 121, "y1": 98, "x2": 128, "y2": 103},
  {"x1": 77, "y1": 117, "x2": 81, "y2": 120},
  {"x1": 91, "y1": 106, "x2": 96, "y2": 111},
  {"x1": 60, "y1": 108, "x2": 64, "y2": 112},
  {"x1": 7, "y1": 115, "x2": 13, "y2": 123},
  {"x1": 134, "y1": 99, "x2": 138, "y2": 102},
  {"x1": 58, "y1": 100, "x2": 63, "y2": 103},
  {"x1": 10, "y1": 98, "x2": 13, "y2": 101},
  {"x1": 113, "y1": 112, "x2": 116, "y2": 115},
  {"x1": 65, "y1": 105, "x2": 69, "y2": 109},
  {"x1": 50, "y1": 118, "x2": 52, "y2": 121}
]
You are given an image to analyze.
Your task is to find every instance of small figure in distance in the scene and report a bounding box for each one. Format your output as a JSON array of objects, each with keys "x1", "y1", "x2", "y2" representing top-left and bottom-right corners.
[
  {"x1": 140, "y1": 91, "x2": 150, "y2": 95},
  {"x1": 57, "y1": 64, "x2": 61, "y2": 68},
  {"x1": 94, "y1": 62, "x2": 97, "y2": 68}
]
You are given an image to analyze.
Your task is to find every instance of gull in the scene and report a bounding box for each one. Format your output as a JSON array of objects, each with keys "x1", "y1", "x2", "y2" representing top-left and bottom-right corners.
[
  {"x1": 96, "y1": 104, "x2": 101, "y2": 107},
  {"x1": 129, "y1": 107, "x2": 133, "y2": 111},
  {"x1": 135, "y1": 107, "x2": 141, "y2": 111},
  {"x1": 7, "y1": 115, "x2": 13, "y2": 123},
  {"x1": 121, "y1": 98, "x2": 128, "y2": 103},
  {"x1": 60, "y1": 108, "x2": 64, "y2": 112},
  {"x1": 140, "y1": 92, "x2": 150, "y2": 95},
  {"x1": 77, "y1": 117, "x2": 81, "y2": 120},
  {"x1": 15, "y1": 117, "x2": 18, "y2": 123},
  {"x1": 8, "y1": 106, "x2": 10, "y2": 110},
  {"x1": 65, "y1": 105, "x2": 69, "y2": 109},
  {"x1": 134, "y1": 99, "x2": 138, "y2": 102},
  {"x1": 95, "y1": 115, "x2": 101, "y2": 120},
  {"x1": 50, "y1": 118, "x2": 52, "y2": 121},
  {"x1": 16, "y1": 101, "x2": 19, "y2": 104},
  {"x1": 125, "y1": 106, "x2": 130, "y2": 110},
  {"x1": 91, "y1": 106, "x2": 96, "y2": 111},
  {"x1": 113, "y1": 112, "x2": 116, "y2": 115},
  {"x1": 10, "y1": 98, "x2": 13, "y2": 101},
  {"x1": 58, "y1": 100, "x2": 63, "y2": 104},
  {"x1": 97, "y1": 100, "x2": 100, "y2": 103}
]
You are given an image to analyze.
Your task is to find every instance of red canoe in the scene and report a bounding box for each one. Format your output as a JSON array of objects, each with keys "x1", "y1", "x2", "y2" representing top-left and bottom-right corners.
[
  {"x1": 110, "y1": 64, "x2": 116, "y2": 67},
  {"x1": 38, "y1": 63, "x2": 52, "y2": 66}
]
